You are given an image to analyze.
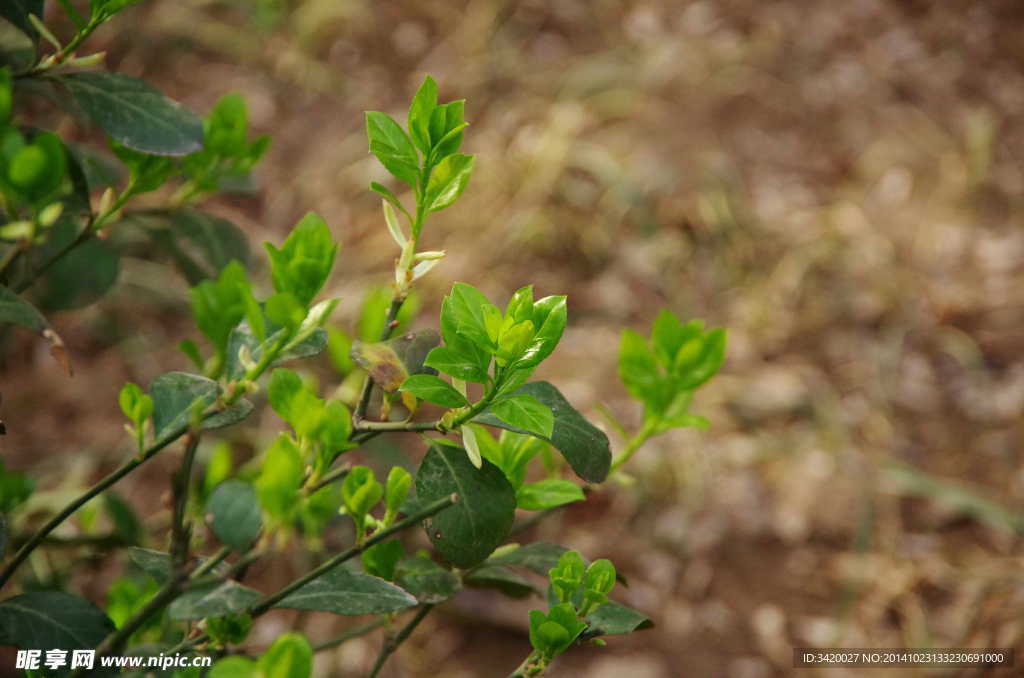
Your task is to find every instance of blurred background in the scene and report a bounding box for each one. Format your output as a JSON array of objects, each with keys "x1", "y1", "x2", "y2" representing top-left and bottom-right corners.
[{"x1": 4, "y1": 0, "x2": 1024, "y2": 676}]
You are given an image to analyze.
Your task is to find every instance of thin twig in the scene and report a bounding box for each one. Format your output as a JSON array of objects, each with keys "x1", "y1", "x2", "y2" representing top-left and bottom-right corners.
[
  {"x1": 353, "y1": 297, "x2": 407, "y2": 422},
  {"x1": 313, "y1": 618, "x2": 388, "y2": 653},
  {"x1": 368, "y1": 605, "x2": 435, "y2": 678}
]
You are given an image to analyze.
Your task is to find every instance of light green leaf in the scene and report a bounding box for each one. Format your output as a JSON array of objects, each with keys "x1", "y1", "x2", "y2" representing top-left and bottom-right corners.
[
  {"x1": 488, "y1": 394, "x2": 554, "y2": 439},
  {"x1": 407, "y1": 75, "x2": 438, "y2": 154},
  {"x1": 399, "y1": 374, "x2": 468, "y2": 408},
  {"x1": 424, "y1": 153, "x2": 474, "y2": 212},
  {"x1": 209, "y1": 656, "x2": 259, "y2": 678},
  {"x1": 264, "y1": 212, "x2": 338, "y2": 308},
  {"x1": 365, "y1": 111, "x2": 418, "y2": 186},
  {"x1": 516, "y1": 479, "x2": 584, "y2": 511},
  {"x1": 259, "y1": 633, "x2": 312, "y2": 678}
]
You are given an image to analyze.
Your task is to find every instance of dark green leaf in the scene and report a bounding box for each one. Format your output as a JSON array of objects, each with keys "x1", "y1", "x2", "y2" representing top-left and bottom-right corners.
[
  {"x1": 60, "y1": 72, "x2": 204, "y2": 156},
  {"x1": 488, "y1": 394, "x2": 553, "y2": 438},
  {"x1": 394, "y1": 555, "x2": 460, "y2": 604},
  {"x1": 0, "y1": 515, "x2": 6, "y2": 558},
  {"x1": 208, "y1": 480, "x2": 262, "y2": 550},
  {"x1": 465, "y1": 565, "x2": 539, "y2": 599},
  {"x1": 204, "y1": 398, "x2": 254, "y2": 430},
  {"x1": 485, "y1": 542, "x2": 569, "y2": 576},
  {"x1": 584, "y1": 601, "x2": 653, "y2": 636},
  {"x1": 146, "y1": 210, "x2": 250, "y2": 285},
  {"x1": 415, "y1": 442, "x2": 516, "y2": 568},
  {"x1": 516, "y1": 479, "x2": 584, "y2": 511},
  {"x1": 399, "y1": 374, "x2": 468, "y2": 408},
  {"x1": 475, "y1": 382, "x2": 611, "y2": 483},
  {"x1": 0, "y1": 283, "x2": 47, "y2": 333},
  {"x1": 103, "y1": 492, "x2": 141, "y2": 543},
  {"x1": 365, "y1": 111, "x2": 418, "y2": 186},
  {"x1": 0, "y1": 1, "x2": 43, "y2": 40},
  {"x1": 169, "y1": 581, "x2": 261, "y2": 621},
  {"x1": 149, "y1": 372, "x2": 218, "y2": 443},
  {"x1": 128, "y1": 548, "x2": 230, "y2": 585},
  {"x1": 34, "y1": 220, "x2": 120, "y2": 311},
  {"x1": 0, "y1": 593, "x2": 115, "y2": 669},
  {"x1": 274, "y1": 568, "x2": 417, "y2": 615},
  {"x1": 424, "y1": 153, "x2": 474, "y2": 212},
  {"x1": 224, "y1": 321, "x2": 327, "y2": 381},
  {"x1": 0, "y1": 17, "x2": 34, "y2": 73}
]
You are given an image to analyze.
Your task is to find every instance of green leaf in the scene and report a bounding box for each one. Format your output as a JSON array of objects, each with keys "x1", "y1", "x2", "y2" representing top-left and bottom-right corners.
[
  {"x1": 188, "y1": 260, "x2": 251, "y2": 355},
  {"x1": 60, "y1": 72, "x2": 204, "y2": 156},
  {"x1": 208, "y1": 480, "x2": 262, "y2": 550},
  {"x1": 264, "y1": 212, "x2": 338, "y2": 307},
  {"x1": 584, "y1": 601, "x2": 653, "y2": 636},
  {"x1": 361, "y1": 539, "x2": 404, "y2": 580},
  {"x1": 423, "y1": 345, "x2": 489, "y2": 383},
  {"x1": 676, "y1": 327, "x2": 727, "y2": 390},
  {"x1": 256, "y1": 434, "x2": 304, "y2": 522},
  {"x1": 0, "y1": 17, "x2": 34, "y2": 74},
  {"x1": 475, "y1": 382, "x2": 611, "y2": 483},
  {"x1": 209, "y1": 656, "x2": 258, "y2": 678},
  {"x1": 259, "y1": 633, "x2": 312, "y2": 678},
  {"x1": 370, "y1": 181, "x2": 406, "y2": 215},
  {"x1": 147, "y1": 210, "x2": 251, "y2": 286},
  {"x1": 365, "y1": 111, "x2": 418, "y2": 186},
  {"x1": 150, "y1": 372, "x2": 219, "y2": 443},
  {"x1": 427, "y1": 100, "x2": 465, "y2": 159},
  {"x1": 441, "y1": 282, "x2": 493, "y2": 351},
  {"x1": 465, "y1": 565, "x2": 539, "y2": 599},
  {"x1": 415, "y1": 442, "x2": 516, "y2": 568},
  {"x1": 90, "y1": 0, "x2": 145, "y2": 20},
  {"x1": 516, "y1": 479, "x2": 584, "y2": 511},
  {"x1": 0, "y1": 593, "x2": 115, "y2": 668},
  {"x1": 34, "y1": 220, "x2": 120, "y2": 311},
  {"x1": 529, "y1": 603, "x2": 585, "y2": 659},
  {"x1": 223, "y1": 321, "x2": 328, "y2": 381},
  {"x1": 0, "y1": 283, "x2": 48, "y2": 333},
  {"x1": 128, "y1": 548, "x2": 230, "y2": 586},
  {"x1": 0, "y1": 1, "x2": 43, "y2": 40},
  {"x1": 485, "y1": 541, "x2": 570, "y2": 576},
  {"x1": 514, "y1": 295, "x2": 567, "y2": 369},
  {"x1": 408, "y1": 75, "x2": 438, "y2": 154},
  {"x1": 488, "y1": 394, "x2": 553, "y2": 438},
  {"x1": 399, "y1": 374, "x2": 468, "y2": 408},
  {"x1": 265, "y1": 292, "x2": 305, "y2": 332},
  {"x1": 383, "y1": 467, "x2": 412, "y2": 524},
  {"x1": 0, "y1": 459, "x2": 33, "y2": 513},
  {"x1": 394, "y1": 555, "x2": 461, "y2": 604},
  {"x1": 103, "y1": 492, "x2": 141, "y2": 543},
  {"x1": 273, "y1": 568, "x2": 417, "y2": 615},
  {"x1": 424, "y1": 153, "x2": 474, "y2": 212},
  {"x1": 168, "y1": 580, "x2": 261, "y2": 621}
]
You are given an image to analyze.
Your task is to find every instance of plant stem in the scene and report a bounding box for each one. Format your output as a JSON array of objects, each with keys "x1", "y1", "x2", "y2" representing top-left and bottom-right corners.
[
  {"x1": 608, "y1": 420, "x2": 657, "y2": 473},
  {"x1": 251, "y1": 494, "x2": 455, "y2": 615},
  {"x1": 304, "y1": 463, "x2": 352, "y2": 495},
  {"x1": 0, "y1": 423, "x2": 190, "y2": 589},
  {"x1": 353, "y1": 296, "x2": 407, "y2": 422},
  {"x1": 313, "y1": 618, "x2": 388, "y2": 653},
  {"x1": 170, "y1": 434, "x2": 200, "y2": 568},
  {"x1": 352, "y1": 419, "x2": 439, "y2": 433},
  {"x1": 30, "y1": 15, "x2": 104, "y2": 74},
  {"x1": 368, "y1": 604, "x2": 435, "y2": 678},
  {"x1": 507, "y1": 651, "x2": 547, "y2": 678}
]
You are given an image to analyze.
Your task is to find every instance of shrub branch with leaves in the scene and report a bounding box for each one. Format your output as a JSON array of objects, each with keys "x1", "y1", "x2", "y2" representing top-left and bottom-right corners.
[{"x1": 0, "y1": 4, "x2": 726, "y2": 677}]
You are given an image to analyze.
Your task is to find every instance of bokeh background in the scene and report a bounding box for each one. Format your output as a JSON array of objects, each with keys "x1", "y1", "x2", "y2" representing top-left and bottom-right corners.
[{"x1": 5, "y1": 0, "x2": 1024, "y2": 676}]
